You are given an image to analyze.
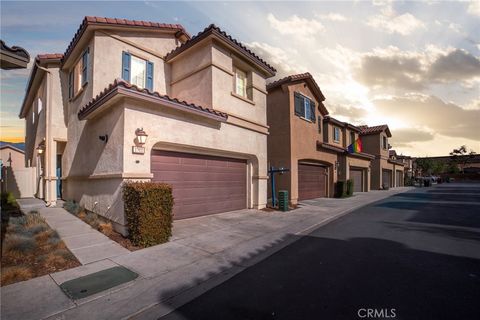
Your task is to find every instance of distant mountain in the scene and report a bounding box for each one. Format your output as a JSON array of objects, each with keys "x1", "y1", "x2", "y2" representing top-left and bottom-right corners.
[{"x1": 0, "y1": 141, "x2": 25, "y2": 151}]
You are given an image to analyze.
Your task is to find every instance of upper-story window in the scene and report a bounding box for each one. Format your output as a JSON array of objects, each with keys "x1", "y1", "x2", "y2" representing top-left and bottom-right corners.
[
  {"x1": 122, "y1": 52, "x2": 154, "y2": 91},
  {"x1": 350, "y1": 131, "x2": 355, "y2": 144},
  {"x1": 318, "y1": 116, "x2": 322, "y2": 133},
  {"x1": 382, "y1": 136, "x2": 388, "y2": 149},
  {"x1": 294, "y1": 92, "x2": 316, "y2": 123},
  {"x1": 234, "y1": 67, "x2": 247, "y2": 97},
  {"x1": 69, "y1": 48, "x2": 89, "y2": 99},
  {"x1": 32, "y1": 108, "x2": 35, "y2": 124},
  {"x1": 334, "y1": 127, "x2": 340, "y2": 142},
  {"x1": 37, "y1": 98, "x2": 43, "y2": 114}
]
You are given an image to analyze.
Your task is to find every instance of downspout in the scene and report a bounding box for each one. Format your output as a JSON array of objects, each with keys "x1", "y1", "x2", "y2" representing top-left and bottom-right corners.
[{"x1": 38, "y1": 63, "x2": 54, "y2": 205}]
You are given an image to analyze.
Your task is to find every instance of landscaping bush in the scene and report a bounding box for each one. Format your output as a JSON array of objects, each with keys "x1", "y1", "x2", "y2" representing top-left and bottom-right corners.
[
  {"x1": 1, "y1": 192, "x2": 17, "y2": 207},
  {"x1": 123, "y1": 181, "x2": 174, "y2": 247},
  {"x1": 63, "y1": 200, "x2": 81, "y2": 215},
  {"x1": 346, "y1": 179, "x2": 354, "y2": 196},
  {"x1": 335, "y1": 181, "x2": 347, "y2": 198}
]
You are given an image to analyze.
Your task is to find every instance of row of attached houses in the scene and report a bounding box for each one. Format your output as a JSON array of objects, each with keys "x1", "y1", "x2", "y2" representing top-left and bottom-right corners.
[{"x1": 19, "y1": 17, "x2": 406, "y2": 234}]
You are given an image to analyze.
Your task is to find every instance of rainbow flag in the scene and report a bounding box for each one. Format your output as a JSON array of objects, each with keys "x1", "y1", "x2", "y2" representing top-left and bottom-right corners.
[{"x1": 347, "y1": 138, "x2": 362, "y2": 153}]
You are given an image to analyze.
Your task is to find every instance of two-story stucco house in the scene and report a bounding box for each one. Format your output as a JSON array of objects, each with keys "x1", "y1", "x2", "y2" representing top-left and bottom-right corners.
[
  {"x1": 20, "y1": 16, "x2": 276, "y2": 234},
  {"x1": 322, "y1": 116, "x2": 374, "y2": 192},
  {"x1": 359, "y1": 125, "x2": 405, "y2": 189},
  {"x1": 266, "y1": 73, "x2": 372, "y2": 204}
]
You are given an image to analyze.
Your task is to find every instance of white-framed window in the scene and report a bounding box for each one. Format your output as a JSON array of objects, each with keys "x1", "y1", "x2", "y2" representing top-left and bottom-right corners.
[
  {"x1": 69, "y1": 47, "x2": 89, "y2": 99},
  {"x1": 32, "y1": 109, "x2": 35, "y2": 124},
  {"x1": 350, "y1": 131, "x2": 355, "y2": 144},
  {"x1": 131, "y1": 55, "x2": 146, "y2": 88},
  {"x1": 37, "y1": 98, "x2": 43, "y2": 114},
  {"x1": 234, "y1": 67, "x2": 247, "y2": 97},
  {"x1": 334, "y1": 127, "x2": 340, "y2": 142},
  {"x1": 383, "y1": 136, "x2": 388, "y2": 149},
  {"x1": 121, "y1": 51, "x2": 154, "y2": 91}
]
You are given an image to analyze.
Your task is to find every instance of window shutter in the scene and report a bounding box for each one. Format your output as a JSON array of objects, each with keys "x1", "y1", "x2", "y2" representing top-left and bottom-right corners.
[
  {"x1": 68, "y1": 71, "x2": 73, "y2": 99},
  {"x1": 310, "y1": 99, "x2": 316, "y2": 122},
  {"x1": 122, "y1": 51, "x2": 131, "y2": 81},
  {"x1": 294, "y1": 92, "x2": 303, "y2": 116},
  {"x1": 146, "y1": 61, "x2": 154, "y2": 91},
  {"x1": 318, "y1": 116, "x2": 322, "y2": 132},
  {"x1": 82, "y1": 48, "x2": 89, "y2": 86}
]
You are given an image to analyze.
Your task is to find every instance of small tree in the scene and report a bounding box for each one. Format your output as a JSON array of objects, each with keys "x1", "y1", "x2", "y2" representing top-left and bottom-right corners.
[
  {"x1": 450, "y1": 145, "x2": 477, "y2": 174},
  {"x1": 415, "y1": 158, "x2": 434, "y2": 176},
  {"x1": 431, "y1": 160, "x2": 446, "y2": 175}
]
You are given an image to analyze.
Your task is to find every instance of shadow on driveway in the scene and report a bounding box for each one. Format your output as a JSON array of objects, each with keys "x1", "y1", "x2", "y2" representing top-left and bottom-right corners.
[{"x1": 159, "y1": 236, "x2": 480, "y2": 320}]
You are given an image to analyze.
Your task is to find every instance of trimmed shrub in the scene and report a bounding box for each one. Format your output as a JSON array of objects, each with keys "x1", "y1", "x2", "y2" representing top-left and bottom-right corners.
[
  {"x1": 346, "y1": 179, "x2": 354, "y2": 196},
  {"x1": 335, "y1": 181, "x2": 347, "y2": 198},
  {"x1": 123, "y1": 181, "x2": 174, "y2": 247}
]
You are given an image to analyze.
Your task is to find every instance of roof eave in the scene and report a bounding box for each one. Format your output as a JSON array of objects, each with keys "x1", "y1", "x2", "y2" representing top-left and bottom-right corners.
[
  {"x1": 165, "y1": 27, "x2": 276, "y2": 77},
  {"x1": 78, "y1": 86, "x2": 228, "y2": 123}
]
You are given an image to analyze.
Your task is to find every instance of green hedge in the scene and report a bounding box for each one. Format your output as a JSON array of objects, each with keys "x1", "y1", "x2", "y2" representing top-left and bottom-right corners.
[
  {"x1": 123, "y1": 182, "x2": 174, "y2": 247},
  {"x1": 346, "y1": 179, "x2": 354, "y2": 196},
  {"x1": 335, "y1": 181, "x2": 347, "y2": 198}
]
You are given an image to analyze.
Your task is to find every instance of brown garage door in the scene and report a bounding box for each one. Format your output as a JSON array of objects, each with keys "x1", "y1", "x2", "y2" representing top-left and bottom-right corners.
[
  {"x1": 349, "y1": 168, "x2": 363, "y2": 192},
  {"x1": 382, "y1": 169, "x2": 392, "y2": 188},
  {"x1": 151, "y1": 150, "x2": 247, "y2": 220},
  {"x1": 298, "y1": 163, "x2": 327, "y2": 200},
  {"x1": 396, "y1": 170, "x2": 403, "y2": 187}
]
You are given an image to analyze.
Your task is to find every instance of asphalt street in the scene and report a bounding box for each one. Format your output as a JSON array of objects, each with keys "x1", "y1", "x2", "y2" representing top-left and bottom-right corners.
[{"x1": 161, "y1": 183, "x2": 480, "y2": 320}]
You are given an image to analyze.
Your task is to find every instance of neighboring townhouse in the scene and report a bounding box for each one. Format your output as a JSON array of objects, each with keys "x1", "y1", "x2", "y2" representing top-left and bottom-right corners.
[
  {"x1": 20, "y1": 16, "x2": 276, "y2": 234},
  {"x1": 266, "y1": 73, "x2": 372, "y2": 204},
  {"x1": 395, "y1": 153, "x2": 414, "y2": 179},
  {"x1": 322, "y1": 116, "x2": 374, "y2": 192},
  {"x1": 19, "y1": 53, "x2": 65, "y2": 203},
  {"x1": 359, "y1": 125, "x2": 405, "y2": 189},
  {"x1": 1, "y1": 39, "x2": 30, "y2": 69}
]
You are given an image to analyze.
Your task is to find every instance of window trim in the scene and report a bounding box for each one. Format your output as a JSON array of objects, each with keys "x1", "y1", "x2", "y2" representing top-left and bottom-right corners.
[
  {"x1": 234, "y1": 66, "x2": 248, "y2": 98},
  {"x1": 69, "y1": 47, "x2": 89, "y2": 101},
  {"x1": 382, "y1": 136, "x2": 388, "y2": 150},
  {"x1": 121, "y1": 51, "x2": 154, "y2": 91},
  {"x1": 350, "y1": 131, "x2": 355, "y2": 144},
  {"x1": 294, "y1": 91, "x2": 316, "y2": 123}
]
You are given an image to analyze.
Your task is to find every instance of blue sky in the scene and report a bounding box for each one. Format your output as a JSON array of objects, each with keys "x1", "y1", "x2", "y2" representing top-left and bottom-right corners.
[{"x1": 1, "y1": 0, "x2": 479, "y2": 156}]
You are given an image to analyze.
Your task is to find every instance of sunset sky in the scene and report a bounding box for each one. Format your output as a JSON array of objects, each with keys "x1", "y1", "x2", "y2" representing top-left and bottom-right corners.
[{"x1": 1, "y1": 1, "x2": 479, "y2": 156}]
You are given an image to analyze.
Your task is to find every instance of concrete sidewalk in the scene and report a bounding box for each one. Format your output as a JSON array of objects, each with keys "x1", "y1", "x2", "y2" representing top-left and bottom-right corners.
[
  {"x1": 2, "y1": 188, "x2": 413, "y2": 320},
  {"x1": 16, "y1": 198, "x2": 129, "y2": 264}
]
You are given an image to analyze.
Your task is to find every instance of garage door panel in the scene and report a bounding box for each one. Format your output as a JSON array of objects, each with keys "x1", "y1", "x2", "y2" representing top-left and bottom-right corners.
[
  {"x1": 298, "y1": 163, "x2": 327, "y2": 200},
  {"x1": 152, "y1": 150, "x2": 247, "y2": 219},
  {"x1": 349, "y1": 169, "x2": 363, "y2": 192}
]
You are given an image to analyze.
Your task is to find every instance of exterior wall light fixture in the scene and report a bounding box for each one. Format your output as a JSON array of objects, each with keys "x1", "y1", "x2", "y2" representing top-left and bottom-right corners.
[
  {"x1": 135, "y1": 128, "x2": 148, "y2": 146},
  {"x1": 99, "y1": 134, "x2": 109, "y2": 143},
  {"x1": 132, "y1": 128, "x2": 148, "y2": 155}
]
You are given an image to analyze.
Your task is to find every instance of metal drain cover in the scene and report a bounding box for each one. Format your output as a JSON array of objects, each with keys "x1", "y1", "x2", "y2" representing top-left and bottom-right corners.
[{"x1": 60, "y1": 266, "x2": 138, "y2": 299}]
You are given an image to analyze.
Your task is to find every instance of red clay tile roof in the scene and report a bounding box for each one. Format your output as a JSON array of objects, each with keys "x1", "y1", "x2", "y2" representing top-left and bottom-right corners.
[
  {"x1": 63, "y1": 16, "x2": 189, "y2": 65},
  {"x1": 19, "y1": 53, "x2": 64, "y2": 118},
  {"x1": 165, "y1": 24, "x2": 276, "y2": 76},
  {"x1": 78, "y1": 78, "x2": 228, "y2": 121},
  {"x1": 1, "y1": 40, "x2": 30, "y2": 61},
  {"x1": 359, "y1": 124, "x2": 392, "y2": 137},
  {"x1": 37, "y1": 53, "x2": 64, "y2": 61},
  {"x1": 267, "y1": 73, "x2": 328, "y2": 115}
]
